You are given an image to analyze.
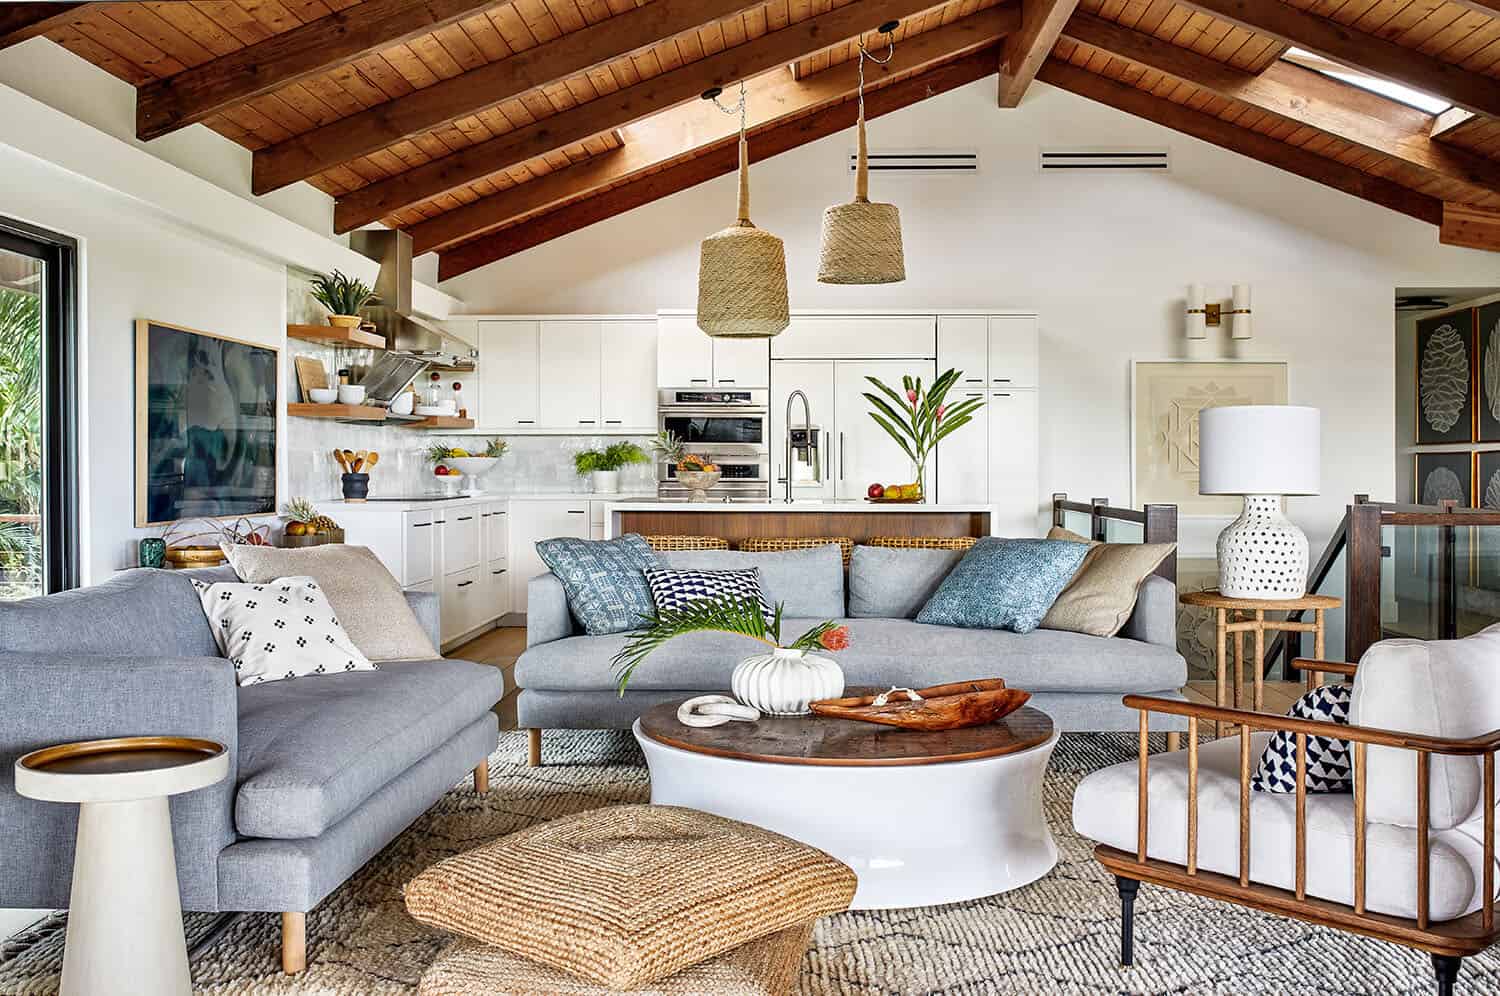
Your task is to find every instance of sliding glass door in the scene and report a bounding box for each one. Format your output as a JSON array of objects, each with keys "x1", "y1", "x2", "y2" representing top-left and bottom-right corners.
[{"x1": 0, "y1": 219, "x2": 78, "y2": 596}]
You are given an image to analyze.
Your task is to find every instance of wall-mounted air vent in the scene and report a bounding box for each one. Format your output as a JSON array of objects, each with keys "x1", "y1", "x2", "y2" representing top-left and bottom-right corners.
[
  {"x1": 1040, "y1": 148, "x2": 1170, "y2": 173},
  {"x1": 848, "y1": 149, "x2": 979, "y2": 174}
]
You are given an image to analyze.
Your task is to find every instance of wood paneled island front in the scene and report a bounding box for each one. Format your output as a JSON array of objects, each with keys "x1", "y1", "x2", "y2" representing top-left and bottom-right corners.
[{"x1": 607, "y1": 501, "x2": 993, "y2": 543}]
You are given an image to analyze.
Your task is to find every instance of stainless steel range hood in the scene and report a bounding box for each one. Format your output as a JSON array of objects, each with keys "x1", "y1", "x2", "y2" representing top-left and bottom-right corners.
[{"x1": 350, "y1": 229, "x2": 448, "y2": 355}]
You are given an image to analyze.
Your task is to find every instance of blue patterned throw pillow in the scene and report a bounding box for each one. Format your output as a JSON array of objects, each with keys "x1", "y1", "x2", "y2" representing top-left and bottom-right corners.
[
  {"x1": 536, "y1": 534, "x2": 662, "y2": 636},
  {"x1": 1252, "y1": 684, "x2": 1353, "y2": 793},
  {"x1": 915, "y1": 538, "x2": 1089, "y2": 634}
]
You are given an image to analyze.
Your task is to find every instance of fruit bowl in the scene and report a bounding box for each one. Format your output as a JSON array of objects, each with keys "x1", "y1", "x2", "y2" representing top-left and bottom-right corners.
[
  {"x1": 442, "y1": 457, "x2": 500, "y2": 495},
  {"x1": 676, "y1": 469, "x2": 721, "y2": 502}
]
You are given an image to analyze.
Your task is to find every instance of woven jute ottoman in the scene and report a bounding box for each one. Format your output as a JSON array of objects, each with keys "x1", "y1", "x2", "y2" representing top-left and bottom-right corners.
[{"x1": 405, "y1": 804, "x2": 856, "y2": 992}]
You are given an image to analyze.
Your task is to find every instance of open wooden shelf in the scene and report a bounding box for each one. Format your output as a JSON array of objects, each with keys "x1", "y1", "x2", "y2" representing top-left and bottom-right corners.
[
  {"x1": 287, "y1": 403, "x2": 387, "y2": 421},
  {"x1": 401, "y1": 415, "x2": 475, "y2": 429},
  {"x1": 287, "y1": 324, "x2": 386, "y2": 349}
]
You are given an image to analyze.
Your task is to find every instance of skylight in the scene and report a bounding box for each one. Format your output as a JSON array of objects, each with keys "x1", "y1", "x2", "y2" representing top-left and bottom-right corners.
[{"x1": 1281, "y1": 48, "x2": 1452, "y2": 115}]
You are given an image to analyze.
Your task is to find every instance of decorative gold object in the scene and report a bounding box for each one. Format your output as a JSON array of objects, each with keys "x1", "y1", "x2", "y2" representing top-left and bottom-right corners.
[
  {"x1": 818, "y1": 23, "x2": 905, "y2": 285},
  {"x1": 696, "y1": 80, "x2": 789, "y2": 339},
  {"x1": 163, "y1": 545, "x2": 227, "y2": 568}
]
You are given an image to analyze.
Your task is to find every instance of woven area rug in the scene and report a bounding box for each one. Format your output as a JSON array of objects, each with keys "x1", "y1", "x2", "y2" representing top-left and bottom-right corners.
[{"x1": 3, "y1": 730, "x2": 1499, "y2": 995}]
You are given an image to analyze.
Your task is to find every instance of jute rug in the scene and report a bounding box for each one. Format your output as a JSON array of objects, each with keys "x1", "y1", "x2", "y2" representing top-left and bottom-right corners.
[{"x1": 3, "y1": 731, "x2": 1499, "y2": 995}]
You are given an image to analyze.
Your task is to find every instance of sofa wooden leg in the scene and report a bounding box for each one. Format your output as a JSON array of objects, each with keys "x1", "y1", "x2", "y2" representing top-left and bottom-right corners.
[
  {"x1": 1432, "y1": 954, "x2": 1462, "y2": 996},
  {"x1": 473, "y1": 761, "x2": 489, "y2": 794},
  {"x1": 281, "y1": 911, "x2": 306, "y2": 974},
  {"x1": 528, "y1": 728, "x2": 542, "y2": 767},
  {"x1": 1115, "y1": 876, "x2": 1140, "y2": 967},
  {"x1": 1166, "y1": 732, "x2": 1182, "y2": 752}
]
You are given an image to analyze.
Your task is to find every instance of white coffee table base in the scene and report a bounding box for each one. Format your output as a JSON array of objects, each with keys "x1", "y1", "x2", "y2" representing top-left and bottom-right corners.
[{"x1": 635, "y1": 722, "x2": 1059, "y2": 909}]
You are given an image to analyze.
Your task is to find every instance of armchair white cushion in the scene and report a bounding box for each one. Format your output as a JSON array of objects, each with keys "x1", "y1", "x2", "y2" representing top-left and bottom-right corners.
[
  {"x1": 1072, "y1": 734, "x2": 1493, "y2": 920},
  {"x1": 1351, "y1": 624, "x2": 1500, "y2": 831}
]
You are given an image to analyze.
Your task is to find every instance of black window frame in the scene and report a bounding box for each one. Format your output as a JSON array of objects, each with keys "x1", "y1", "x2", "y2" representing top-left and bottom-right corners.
[{"x1": 0, "y1": 217, "x2": 80, "y2": 593}]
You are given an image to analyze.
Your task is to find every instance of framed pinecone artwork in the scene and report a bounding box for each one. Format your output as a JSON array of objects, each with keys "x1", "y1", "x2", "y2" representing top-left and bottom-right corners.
[{"x1": 1414, "y1": 310, "x2": 1475, "y2": 445}]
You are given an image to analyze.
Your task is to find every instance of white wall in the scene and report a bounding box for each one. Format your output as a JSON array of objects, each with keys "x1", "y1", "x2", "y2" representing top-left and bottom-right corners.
[{"x1": 445, "y1": 77, "x2": 1500, "y2": 556}]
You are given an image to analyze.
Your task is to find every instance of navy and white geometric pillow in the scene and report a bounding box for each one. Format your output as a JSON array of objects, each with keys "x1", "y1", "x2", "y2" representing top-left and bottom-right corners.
[
  {"x1": 192, "y1": 576, "x2": 377, "y2": 686},
  {"x1": 643, "y1": 567, "x2": 777, "y2": 627},
  {"x1": 1251, "y1": 683, "x2": 1353, "y2": 793}
]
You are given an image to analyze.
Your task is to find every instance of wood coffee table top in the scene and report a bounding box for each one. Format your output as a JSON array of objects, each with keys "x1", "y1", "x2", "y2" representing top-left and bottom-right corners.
[{"x1": 638, "y1": 696, "x2": 1054, "y2": 767}]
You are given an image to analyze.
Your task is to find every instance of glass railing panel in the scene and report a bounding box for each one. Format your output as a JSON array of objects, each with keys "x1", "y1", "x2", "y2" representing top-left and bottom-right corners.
[
  {"x1": 1384, "y1": 522, "x2": 1500, "y2": 640},
  {"x1": 1104, "y1": 517, "x2": 1144, "y2": 544},
  {"x1": 1060, "y1": 509, "x2": 1091, "y2": 536}
]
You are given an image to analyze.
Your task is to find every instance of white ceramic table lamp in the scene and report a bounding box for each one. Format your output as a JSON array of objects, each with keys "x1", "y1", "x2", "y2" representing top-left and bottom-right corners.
[{"x1": 1198, "y1": 405, "x2": 1321, "y2": 599}]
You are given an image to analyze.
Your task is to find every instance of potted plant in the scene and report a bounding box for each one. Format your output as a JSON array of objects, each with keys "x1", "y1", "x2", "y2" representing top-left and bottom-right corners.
[
  {"x1": 613, "y1": 594, "x2": 850, "y2": 714},
  {"x1": 310, "y1": 270, "x2": 377, "y2": 329},
  {"x1": 573, "y1": 441, "x2": 649, "y2": 493},
  {"x1": 863, "y1": 368, "x2": 984, "y2": 501}
]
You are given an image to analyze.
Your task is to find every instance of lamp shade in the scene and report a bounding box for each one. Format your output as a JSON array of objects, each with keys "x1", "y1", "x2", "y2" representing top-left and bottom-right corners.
[
  {"x1": 1198, "y1": 405, "x2": 1320, "y2": 496},
  {"x1": 696, "y1": 128, "x2": 790, "y2": 338}
]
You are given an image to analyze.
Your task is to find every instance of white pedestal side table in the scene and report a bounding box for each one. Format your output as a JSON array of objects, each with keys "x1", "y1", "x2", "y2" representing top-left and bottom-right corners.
[{"x1": 14, "y1": 736, "x2": 229, "y2": 996}]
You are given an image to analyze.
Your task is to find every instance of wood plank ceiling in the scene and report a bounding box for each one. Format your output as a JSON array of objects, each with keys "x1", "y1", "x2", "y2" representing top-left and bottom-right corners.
[{"x1": 9, "y1": 1, "x2": 1500, "y2": 277}]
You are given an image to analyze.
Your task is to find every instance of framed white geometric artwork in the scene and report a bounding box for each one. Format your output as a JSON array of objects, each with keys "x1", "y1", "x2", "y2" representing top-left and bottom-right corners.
[{"x1": 1131, "y1": 359, "x2": 1290, "y2": 516}]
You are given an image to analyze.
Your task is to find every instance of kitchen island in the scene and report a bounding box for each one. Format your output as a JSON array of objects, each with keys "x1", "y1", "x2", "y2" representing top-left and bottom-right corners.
[{"x1": 607, "y1": 500, "x2": 993, "y2": 542}]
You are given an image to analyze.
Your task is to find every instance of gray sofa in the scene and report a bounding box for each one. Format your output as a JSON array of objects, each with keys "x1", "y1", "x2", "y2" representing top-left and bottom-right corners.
[
  {"x1": 0, "y1": 567, "x2": 504, "y2": 971},
  {"x1": 515, "y1": 544, "x2": 1188, "y2": 746}
]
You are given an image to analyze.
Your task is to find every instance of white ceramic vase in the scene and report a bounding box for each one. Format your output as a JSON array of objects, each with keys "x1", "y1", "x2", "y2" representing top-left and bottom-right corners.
[
  {"x1": 592, "y1": 469, "x2": 620, "y2": 493},
  {"x1": 731, "y1": 647, "x2": 844, "y2": 716}
]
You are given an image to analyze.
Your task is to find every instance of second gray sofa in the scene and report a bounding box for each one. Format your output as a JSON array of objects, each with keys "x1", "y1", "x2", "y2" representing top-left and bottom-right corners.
[{"x1": 515, "y1": 543, "x2": 1188, "y2": 740}]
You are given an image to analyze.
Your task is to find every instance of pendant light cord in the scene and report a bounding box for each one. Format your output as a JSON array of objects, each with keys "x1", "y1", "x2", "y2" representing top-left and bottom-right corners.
[
  {"x1": 855, "y1": 32, "x2": 896, "y2": 203},
  {"x1": 709, "y1": 80, "x2": 752, "y2": 226}
]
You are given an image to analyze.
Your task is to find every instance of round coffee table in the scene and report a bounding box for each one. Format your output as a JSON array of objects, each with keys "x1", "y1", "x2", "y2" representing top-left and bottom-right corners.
[
  {"x1": 634, "y1": 701, "x2": 1058, "y2": 909},
  {"x1": 14, "y1": 736, "x2": 229, "y2": 996}
]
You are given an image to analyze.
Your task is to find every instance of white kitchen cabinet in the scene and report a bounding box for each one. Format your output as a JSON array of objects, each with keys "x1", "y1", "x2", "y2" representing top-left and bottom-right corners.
[
  {"x1": 402, "y1": 511, "x2": 437, "y2": 586},
  {"x1": 482, "y1": 502, "x2": 508, "y2": 563},
  {"x1": 770, "y1": 361, "x2": 837, "y2": 500},
  {"x1": 508, "y1": 499, "x2": 590, "y2": 612},
  {"x1": 711, "y1": 337, "x2": 770, "y2": 388},
  {"x1": 657, "y1": 314, "x2": 714, "y2": 386},
  {"x1": 442, "y1": 566, "x2": 484, "y2": 643},
  {"x1": 773, "y1": 316, "x2": 936, "y2": 359},
  {"x1": 937, "y1": 316, "x2": 989, "y2": 390},
  {"x1": 832, "y1": 359, "x2": 936, "y2": 499},
  {"x1": 540, "y1": 320, "x2": 603, "y2": 429},
  {"x1": 442, "y1": 507, "x2": 481, "y2": 573},
  {"x1": 987, "y1": 315, "x2": 1038, "y2": 389},
  {"x1": 478, "y1": 320, "x2": 540, "y2": 428},
  {"x1": 484, "y1": 562, "x2": 511, "y2": 618},
  {"x1": 600, "y1": 320, "x2": 658, "y2": 427},
  {"x1": 935, "y1": 382, "x2": 990, "y2": 504},
  {"x1": 987, "y1": 389, "x2": 1040, "y2": 537}
]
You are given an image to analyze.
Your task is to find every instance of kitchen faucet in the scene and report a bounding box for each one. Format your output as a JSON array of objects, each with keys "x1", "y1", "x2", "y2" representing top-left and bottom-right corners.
[{"x1": 784, "y1": 389, "x2": 810, "y2": 504}]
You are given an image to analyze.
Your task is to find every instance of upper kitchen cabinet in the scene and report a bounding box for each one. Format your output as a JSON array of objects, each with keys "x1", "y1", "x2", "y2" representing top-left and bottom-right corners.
[
  {"x1": 773, "y1": 316, "x2": 935, "y2": 360},
  {"x1": 936, "y1": 314, "x2": 1038, "y2": 389},
  {"x1": 478, "y1": 320, "x2": 540, "y2": 428},
  {"x1": 599, "y1": 320, "x2": 657, "y2": 429},
  {"x1": 539, "y1": 320, "x2": 602, "y2": 428},
  {"x1": 936, "y1": 316, "x2": 989, "y2": 389},
  {"x1": 656, "y1": 313, "x2": 768, "y2": 388},
  {"x1": 986, "y1": 315, "x2": 1038, "y2": 389}
]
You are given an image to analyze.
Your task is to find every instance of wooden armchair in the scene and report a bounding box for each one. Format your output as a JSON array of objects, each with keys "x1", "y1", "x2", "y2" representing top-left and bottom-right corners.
[{"x1": 1073, "y1": 640, "x2": 1500, "y2": 996}]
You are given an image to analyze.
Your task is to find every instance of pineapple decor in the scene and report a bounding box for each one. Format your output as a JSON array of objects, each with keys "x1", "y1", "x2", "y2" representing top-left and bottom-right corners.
[{"x1": 280, "y1": 498, "x2": 341, "y2": 545}]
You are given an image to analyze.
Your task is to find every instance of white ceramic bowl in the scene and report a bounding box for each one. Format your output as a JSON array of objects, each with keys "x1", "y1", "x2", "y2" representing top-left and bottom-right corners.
[
  {"x1": 389, "y1": 392, "x2": 415, "y2": 416},
  {"x1": 443, "y1": 457, "x2": 500, "y2": 479},
  {"x1": 414, "y1": 405, "x2": 448, "y2": 417},
  {"x1": 337, "y1": 384, "x2": 367, "y2": 405},
  {"x1": 308, "y1": 388, "x2": 338, "y2": 404}
]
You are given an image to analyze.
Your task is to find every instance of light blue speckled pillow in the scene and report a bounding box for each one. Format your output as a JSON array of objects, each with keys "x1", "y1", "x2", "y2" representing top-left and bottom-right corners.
[
  {"x1": 536, "y1": 534, "x2": 662, "y2": 636},
  {"x1": 915, "y1": 538, "x2": 1090, "y2": 634}
]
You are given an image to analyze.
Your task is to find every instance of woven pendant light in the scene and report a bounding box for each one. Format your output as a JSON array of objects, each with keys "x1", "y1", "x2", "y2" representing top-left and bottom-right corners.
[
  {"x1": 697, "y1": 81, "x2": 789, "y2": 339},
  {"x1": 818, "y1": 24, "x2": 905, "y2": 285}
]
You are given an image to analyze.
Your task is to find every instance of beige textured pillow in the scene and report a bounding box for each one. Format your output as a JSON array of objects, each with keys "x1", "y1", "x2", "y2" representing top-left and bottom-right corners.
[
  {"x1": 225, "y1": 544, "x2": 439, "y2": 661},
  {"x1": 418, "y1": 926, "x2": 813, "y2": 996},
  {"x1": 1042, "y1": 526, "x2": 1175, "y2": 637},
  {"x1": 404, "y1": 805, "x2": 856, "y2": 990}
]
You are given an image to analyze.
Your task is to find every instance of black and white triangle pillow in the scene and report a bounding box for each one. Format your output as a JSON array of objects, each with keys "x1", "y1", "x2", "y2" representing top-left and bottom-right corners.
[
  {"x1": 192, "y1": 576, "x2": 377, "y2": 686},
  {"x1": 643, "y1": 567, "x2": 777, "y2": 627},
  {"x1": 1251, "y1": 684, "x2": 1353, "y2": 793}
]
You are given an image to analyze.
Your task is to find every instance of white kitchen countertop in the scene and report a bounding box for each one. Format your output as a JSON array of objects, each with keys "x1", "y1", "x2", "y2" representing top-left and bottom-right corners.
[
  {"x1": 608, "y1": 500, "x2": 994, "y2": 513},
  {"x1": 318, "y1": 492, "x2": 657, "y2": 512}
]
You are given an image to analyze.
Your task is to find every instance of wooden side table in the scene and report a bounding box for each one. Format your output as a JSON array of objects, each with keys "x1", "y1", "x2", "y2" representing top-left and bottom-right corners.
[
  {"x1": 14, "y1": 736, "x2": 229, "y2": 996},
  {"x1": 1179, "y1": 590, "x2": 1343, "y2": 736}
]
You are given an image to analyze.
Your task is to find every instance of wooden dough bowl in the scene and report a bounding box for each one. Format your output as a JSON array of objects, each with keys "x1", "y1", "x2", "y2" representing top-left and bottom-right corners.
[{"x1": 810, "y1": 679, "x2": 1030, "y2": 731}]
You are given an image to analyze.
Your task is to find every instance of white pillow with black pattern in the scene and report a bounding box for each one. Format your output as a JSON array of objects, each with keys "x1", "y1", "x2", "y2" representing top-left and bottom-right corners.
[
  {"x1": 1251, "y1": 684, "x2": 1353, "y2": 793},
  {"x1": 192, "y1": 576, "x2": 377, "y2": 686},
  {"x1": 643, "y1": 567, "x2": 777, "y2": 626}
]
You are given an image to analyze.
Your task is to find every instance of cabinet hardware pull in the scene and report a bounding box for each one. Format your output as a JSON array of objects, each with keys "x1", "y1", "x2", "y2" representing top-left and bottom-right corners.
[
  {"x1": 993, "y1": 392, "x2": 1012, "y2": 398},
  {"x1": 964, "y1": 377, "x2": 983, "y2": 383},
  {"x1": 566, "y1": 510, "x2": 586, "y2": 514},
  {"x1": 718, "y1": 379, "x2": 735, "y2": 383},
  {"x1": 457, "y1": 516, "x2": 473, "y2": 521},
  {"x1": 492, "y1": 569, "x2": 505, "y2": 575},
  {"x1": 839, "y1": 432, "x2": 845, "y2": 482},
  {"x1": 605, "y1": 419, "x2": 622, "y2": 424},
  {"x1": 993, "y1": 377, "x2": 1011, "y2": 382},
  {"x1": 690, "y1": 378, "x2": 709, "y2": 383},
  {"x1": 579, "y1": 419, "x2": 595, "y2": 424},
  {"x1": 457, "y1": 581, "x2": 474, "y2": 588},
  {"x1": 412, "y1": 522, "x2": 433, "y2": 528},
  {"x1": 965, "y1": 392, "x2": 983, "y2": 397},
  {"x1": 517, "y1": 420, "x2": 535, "y2": 424}
]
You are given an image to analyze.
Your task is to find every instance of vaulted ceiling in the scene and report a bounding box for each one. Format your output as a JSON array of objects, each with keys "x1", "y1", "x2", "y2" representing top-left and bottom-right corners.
[{"x1": 8, "y1": 1, "x2": 1500, "y2": 280}]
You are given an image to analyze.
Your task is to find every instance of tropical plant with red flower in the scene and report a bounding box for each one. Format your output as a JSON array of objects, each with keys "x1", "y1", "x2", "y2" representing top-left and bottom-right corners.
[{"x1": 864, "y1": 369, "x2": 984, "y2": 499}]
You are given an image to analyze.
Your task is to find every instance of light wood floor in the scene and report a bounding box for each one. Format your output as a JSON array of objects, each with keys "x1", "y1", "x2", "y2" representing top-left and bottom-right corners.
[{"x1": 450, "y1": 628, "x2": 1309, "y2": 734}]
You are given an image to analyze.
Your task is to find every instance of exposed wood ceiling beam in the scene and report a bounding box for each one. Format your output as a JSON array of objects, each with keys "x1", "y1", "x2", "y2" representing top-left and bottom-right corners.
[
  {"x1": 438, "y1": 48, "x2": 998, "y2": 279},
  {"x1": 997, "y1": 0, "x2": 1079, "y2": 107},
  {"x1": 1062, "y1": 12, "x2": 1500, "y2": 198},
  {"x1": 1036, "y1": 59, "x2": 1442, "y2": 226},
  {"x1": 412, "y1": 6, "x2": 1017, "y2": 254},
  {"x1": 135, "y1": 0, "x2": 505, "y2": 141},
  {"x1": 332, "y1": 0, "x2": 959, "y2": 234},
  {"x1": 1176, "y1": 0, "x2": 1500, "y2": 120},
  {"x1": 1432, "y1": 108, "x2": 1477, "y2": 141},
  {"x1": 1441, "y1": 203, "x2": 1500, "y2": 250},
  {"x1": 0, "y1": 3, "x2": 93, "y2": 50},
  {"x1": 1451, "y1": 2, "x2": 1500, "y2": 16},
  {"x1": 252, "y1": 0, "x2": 767, "y2": 196}
]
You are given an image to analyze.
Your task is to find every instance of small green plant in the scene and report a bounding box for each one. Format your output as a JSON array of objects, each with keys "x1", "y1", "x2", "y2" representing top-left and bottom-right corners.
[
  {"x1": 482, "y1": 437, "x2": 508, "y2": 459},
  {"x1": 574, "y1": 442, "x2": 649, "y2": 476},
  {"x1": 310, "y1": 270, "x2": 377, "y2": 316},
  {"x1": 611, "y1": 595, "x2": 849, "y2": 694}
]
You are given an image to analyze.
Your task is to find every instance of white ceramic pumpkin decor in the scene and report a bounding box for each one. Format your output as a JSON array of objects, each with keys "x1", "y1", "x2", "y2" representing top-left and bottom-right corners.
[{"x1": 731, "y1": 647, "x2": 845, "y2": 716}]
